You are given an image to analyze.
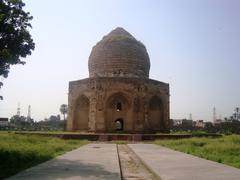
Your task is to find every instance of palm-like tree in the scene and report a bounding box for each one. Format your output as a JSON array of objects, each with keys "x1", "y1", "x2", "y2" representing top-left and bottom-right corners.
[
  {"x1": 60, "y1": 104, "x2": 68, "y2": 120},
  {"x1": 60, "y1": 104, "x2": 68, "y2": 130},
  {"x1": 235, "y1": 107, "x2": 240, "y2": 120}
]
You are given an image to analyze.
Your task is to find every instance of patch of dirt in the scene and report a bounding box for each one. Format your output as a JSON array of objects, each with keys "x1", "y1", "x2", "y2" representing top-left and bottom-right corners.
[{"x1": 117, "y1": 144, "x2": 160, "y2": 180}]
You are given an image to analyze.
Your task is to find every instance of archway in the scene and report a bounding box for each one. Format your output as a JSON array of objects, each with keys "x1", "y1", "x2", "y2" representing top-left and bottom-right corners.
[
  {"x1": 148, "y1": 96, "x2": 163, "y2": 131},
  {"x1": 73, "y1": 95, "x2": 89, "y2": 130},
  {"x1": 115, "y1": 118, "x2": 124, "y2": 131},
  {"x1": 106, "y1": 92, "x2": 130, "y2": 132}
]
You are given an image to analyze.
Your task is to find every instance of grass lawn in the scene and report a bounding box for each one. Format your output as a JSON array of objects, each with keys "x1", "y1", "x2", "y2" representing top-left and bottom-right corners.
[
  {"x1": 154, "y1": 135, "x2": 240, "y2": 169},
  {"x1": 0, "y1": 132, "x2": 88, "y2": 179}
]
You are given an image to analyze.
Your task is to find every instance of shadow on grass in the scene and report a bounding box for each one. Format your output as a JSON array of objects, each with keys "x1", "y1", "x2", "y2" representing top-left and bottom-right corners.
[{"x1": 0, "y1": 150, "x2": 53, "y2": 179}]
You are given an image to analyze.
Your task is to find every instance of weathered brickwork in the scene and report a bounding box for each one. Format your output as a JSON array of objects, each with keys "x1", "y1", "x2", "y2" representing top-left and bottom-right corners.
[
  {"x1": 88, "y1": 27, "x2": 150, "y2": 78},
  {"x1": 67, "y1": 27, "x2": 170, "y2": 133}
]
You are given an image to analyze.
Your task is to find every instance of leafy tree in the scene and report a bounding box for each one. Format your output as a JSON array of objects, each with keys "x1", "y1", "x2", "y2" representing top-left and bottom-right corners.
[
  {"x1": 10, "y1": 115, "x2": 26, "y2": 124},
  {"x1": 204, "y1": 122, "x2": 215, "y2": 133},
  {"x1": 48, "y1": 115, "x2": 60, "y2": 122},
  {"x1": 10, "y1": 115, "x2": 29, "y2": 129},
  {"x1": 0, "y1": 0, "x2": 35, "y2": 99},
  {"x1": 35, "y1": 115, "x2": 64, "y2": 131}
]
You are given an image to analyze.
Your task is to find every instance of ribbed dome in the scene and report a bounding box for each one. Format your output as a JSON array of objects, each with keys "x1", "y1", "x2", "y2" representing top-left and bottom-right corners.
[{"x1": 88, "y1": 27, "x2": 150, "y2": 78}]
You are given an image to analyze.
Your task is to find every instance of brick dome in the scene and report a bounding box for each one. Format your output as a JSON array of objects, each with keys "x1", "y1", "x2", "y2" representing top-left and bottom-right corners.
[{"x1": 88, "y1": 27, "x2": 150, "y2": 78}]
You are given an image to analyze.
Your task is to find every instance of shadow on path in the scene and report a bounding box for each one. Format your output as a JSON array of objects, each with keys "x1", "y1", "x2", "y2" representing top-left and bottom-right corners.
[
  {"x1": 8, "y1": 158, "x2": 119, "y2": 180},
  {"x1": 8, "y1": 144, "x2": 121, "y2": 180}
]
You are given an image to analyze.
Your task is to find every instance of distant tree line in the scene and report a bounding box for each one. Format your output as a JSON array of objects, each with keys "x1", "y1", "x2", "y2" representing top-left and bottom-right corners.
[
  {"x1": 5, "y1": 114, "x2": 65, "y2": 131},
  {"x1": 171, "y1": 107, "x2": 240, "y2": 134},
  {"x1": 1, "y1": 104, "x2": 68, "y2": 131}
]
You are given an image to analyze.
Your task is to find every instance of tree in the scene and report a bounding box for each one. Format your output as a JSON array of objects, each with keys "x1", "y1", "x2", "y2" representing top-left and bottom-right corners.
[
  {"x1": 0, "y1": 0, "x2": 35, "y2": 99},
  {"x1": 49, "y1": 115, "x2": 60, "y2": 122},
  {"x1": 234, "y1": 107, "x2": 240, "y2": 121},
  {"x1": 10, "y1": 115, "x2": 28, "y2": 129},
  {"x1": 10, "y1": 114, "x2": 25, "y2": 122},
  {"x1": 60, "y1": 104, "x2": 68, "y2": 121},
  {"x1": 204, "y1": 122, "x2": 215, "y2": 133},
  {"x1": 60, "y1": 104, "x2": 68, "y2": 130}
]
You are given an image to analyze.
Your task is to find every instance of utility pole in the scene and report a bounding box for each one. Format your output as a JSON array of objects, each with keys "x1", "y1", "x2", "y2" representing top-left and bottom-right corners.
[
  {"x1": 213, "y1": 107, "x2": 216, "y2": 123},
  {"x1": 234, "y1": 107, "x2": 240, "y2": 121},
  {"x1": 17, "y1": 103, "x2": 21, "y2": 116},
  {"x1": 27, "y1": 105, "x2": 31, "y2": 121},
  {"x1": 189, "y1": 113, "x2": 192, "y2": 121}
]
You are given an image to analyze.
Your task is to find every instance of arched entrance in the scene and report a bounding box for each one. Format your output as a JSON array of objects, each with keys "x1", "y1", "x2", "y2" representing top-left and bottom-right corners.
[
  {"x1": 115, "y1": 118, "x2": 124, "y2": 131},
  {"x1": 148, "y1": 96, "x2": 164, "y2": 131},
  {"x1": 106, "y1": 92, "x2": 131, "y2": 132},
  {"x1": 73, "y1": 95, "x2": 89, "y2": 131}
]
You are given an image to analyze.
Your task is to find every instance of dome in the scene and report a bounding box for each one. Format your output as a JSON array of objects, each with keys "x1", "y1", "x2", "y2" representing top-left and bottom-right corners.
[{"x1": 88, "y1": 27, "x2": 150, "y2": 78}]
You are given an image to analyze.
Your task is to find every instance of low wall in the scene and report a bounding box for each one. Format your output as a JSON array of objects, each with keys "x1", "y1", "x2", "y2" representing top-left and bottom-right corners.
[{"x1": 14, "y1": 132, "x2": 222, "y2": 141}]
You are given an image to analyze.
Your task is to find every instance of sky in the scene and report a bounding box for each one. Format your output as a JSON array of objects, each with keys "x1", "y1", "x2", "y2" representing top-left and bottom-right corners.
[{"x1": 0, "y1": 0, "x2": 240, "y2": 121}]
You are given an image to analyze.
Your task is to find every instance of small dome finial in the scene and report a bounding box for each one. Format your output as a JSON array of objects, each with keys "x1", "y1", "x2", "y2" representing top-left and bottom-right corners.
[{"x1": 102, "y1": 27, "x2": 135, "y2": 41}]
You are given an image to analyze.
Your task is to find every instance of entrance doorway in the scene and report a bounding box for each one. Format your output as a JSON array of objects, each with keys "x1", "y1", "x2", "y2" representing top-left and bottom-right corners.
[{"x1": 115, "y1": 118, "x2": 124, "y2": 131}]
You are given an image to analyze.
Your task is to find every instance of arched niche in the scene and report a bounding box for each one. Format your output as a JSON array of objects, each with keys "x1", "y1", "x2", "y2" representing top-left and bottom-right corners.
[
  {"x1": 148, "y1": 96, "x2": 164, "y2": 131},
  {"x1": 73, "y1": 95, "x2": 89, "y2": 130},
  {"x1": 106, "y1": 92, "x2": 130, "y2": 132},
  {"x1": 115, "y1": 118, "x2": 124, "y2": 131}
]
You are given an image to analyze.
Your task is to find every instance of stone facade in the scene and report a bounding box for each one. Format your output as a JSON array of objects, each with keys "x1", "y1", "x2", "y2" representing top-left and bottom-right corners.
[{"x1": 67, "y1": 27, "x2": 170, "y2": 133}]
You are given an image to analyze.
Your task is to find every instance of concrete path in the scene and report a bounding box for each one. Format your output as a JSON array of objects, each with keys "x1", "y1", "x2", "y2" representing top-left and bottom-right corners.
[
  {"x1": 129, "y1": 144, "x2": 240, "y2": 180},
  {"x1": 8, "y1": 144, "x2": 121, "y2": 180},
  {"x1": 7, "y1": 143, "x2": 240, "y2": 180}
]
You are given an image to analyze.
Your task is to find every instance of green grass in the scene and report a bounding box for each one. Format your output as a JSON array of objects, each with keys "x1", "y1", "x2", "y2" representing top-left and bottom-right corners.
[
  {"x1": 0, "y1": 132, "x2": 88, "y2": 179},
  {"x1": 154, "y1": 135, "x2": 240, "y2": 168}
]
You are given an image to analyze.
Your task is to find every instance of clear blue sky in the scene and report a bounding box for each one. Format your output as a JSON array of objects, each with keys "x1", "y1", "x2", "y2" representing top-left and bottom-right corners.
[{"x1": 0, "y1": 0, "x2": 240, "y2": 121}]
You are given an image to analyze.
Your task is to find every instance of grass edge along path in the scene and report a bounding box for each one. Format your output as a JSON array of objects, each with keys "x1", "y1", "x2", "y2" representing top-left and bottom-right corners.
[
  {"x1": 0, "y1": 132, "x2": 88, "y2": 179},
  {"x1": 154, "y1": 135, "x2": 240, "y2": 169}
]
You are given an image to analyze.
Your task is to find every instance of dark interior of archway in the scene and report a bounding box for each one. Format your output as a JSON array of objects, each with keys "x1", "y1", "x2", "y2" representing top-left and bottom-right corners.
[
  {"x1": 116, "y1": 102, "x2": 122, "y2": 111},
  {"x1": 115, "y1": 118, "x2": 124, "y2": 131}
]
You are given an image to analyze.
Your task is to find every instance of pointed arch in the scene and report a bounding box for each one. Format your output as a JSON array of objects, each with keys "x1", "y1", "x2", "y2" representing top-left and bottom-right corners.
[
  {"x1": 73, "y1": 95, "x2": 89, "y2": 130},
  {"x1": 107, "y1": 92, "x2": 130, "y2": 110},
  {"x1": 148, "y1": 96, "x2": 164, "y2": 131},
  {"x1": 106, "y1": 92, "x2": 131, "y2": 132}
]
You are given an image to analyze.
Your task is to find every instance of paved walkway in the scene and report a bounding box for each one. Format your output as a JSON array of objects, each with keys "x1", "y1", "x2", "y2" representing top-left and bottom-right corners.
[
  {"x1": 129, "y1": 144, "x2": 240, "y2": 180},
  {"x1": 8, "y1": 143, "x2": 240, "y2": 180},
  {"x1": 8, "y1": 144, "x2": 121, "y2": 180}
]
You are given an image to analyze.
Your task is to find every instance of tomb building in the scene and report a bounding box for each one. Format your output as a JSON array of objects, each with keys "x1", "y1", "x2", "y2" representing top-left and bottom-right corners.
[{"x1": 67, "y1": 27, "x2": 170, "y2": 133}]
